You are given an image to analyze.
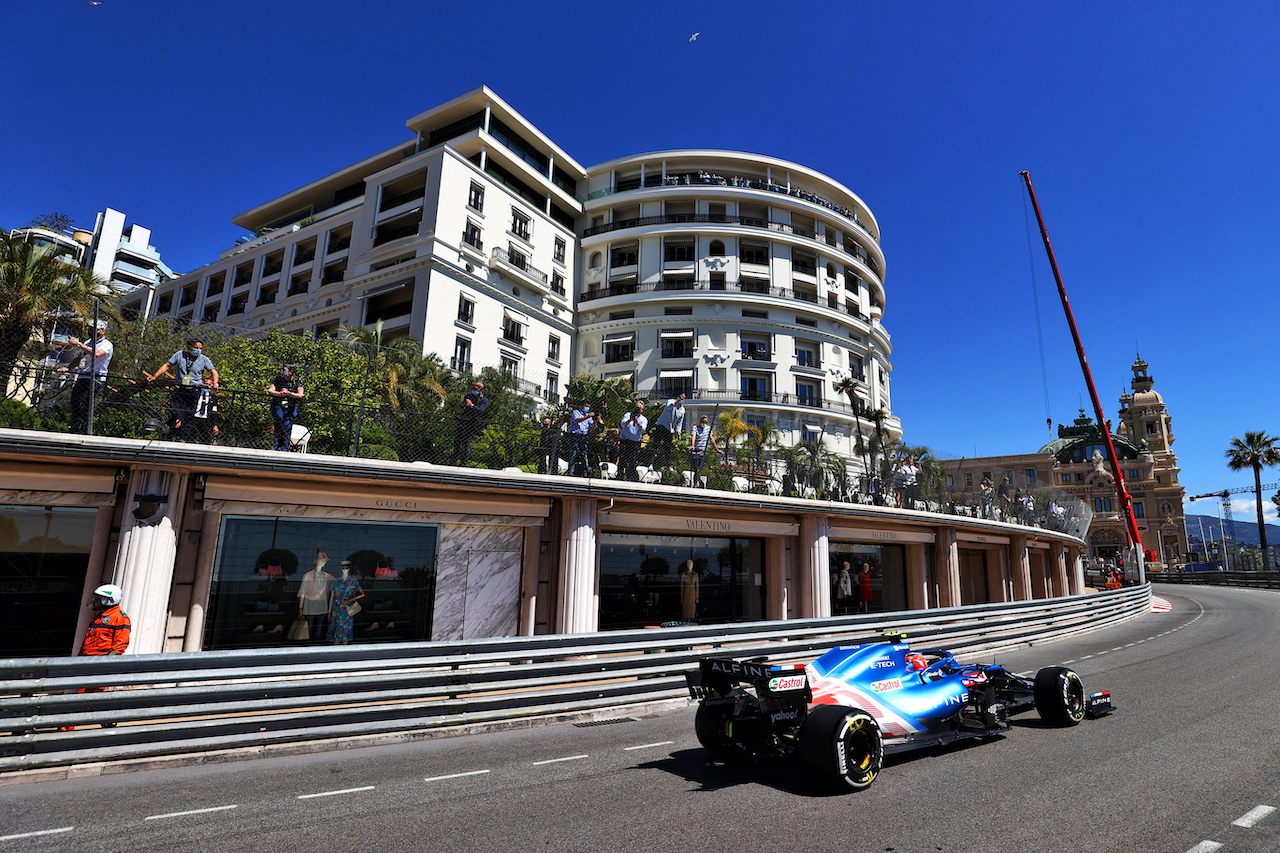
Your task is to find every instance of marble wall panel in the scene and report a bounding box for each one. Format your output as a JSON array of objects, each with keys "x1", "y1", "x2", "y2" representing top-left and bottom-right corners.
[{"x1": 432, "y1": 524, "x2": 524, "y2": 641}]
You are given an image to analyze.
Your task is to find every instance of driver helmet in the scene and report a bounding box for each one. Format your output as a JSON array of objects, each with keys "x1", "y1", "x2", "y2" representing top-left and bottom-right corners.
[
  {"x1": 93, "y1": 584, "x2": 123, "y2": 607},
  {"x1": 905, "y1": 653, "x2": 928, "y2": 671}
]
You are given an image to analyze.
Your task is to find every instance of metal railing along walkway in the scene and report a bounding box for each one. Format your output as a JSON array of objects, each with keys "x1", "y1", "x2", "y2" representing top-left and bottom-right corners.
[
  {"x1": 1153, "y1": 571, "x2": 1280, "y2": 589},
  {"x1": 0, "y1": 586, "x2": 1150, "y2": 772}
]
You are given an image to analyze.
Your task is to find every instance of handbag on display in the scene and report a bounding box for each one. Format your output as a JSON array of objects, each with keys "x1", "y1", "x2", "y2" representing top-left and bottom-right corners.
[
  {"x1": 287, "y1": 615, "x2": 309, "y2": 641},
  {"x1": 374, "y1": 561, "x2": 398, "y2": 579},
  {"x1": 346, "y1": 601, "x2": 362, "y2": 617}
]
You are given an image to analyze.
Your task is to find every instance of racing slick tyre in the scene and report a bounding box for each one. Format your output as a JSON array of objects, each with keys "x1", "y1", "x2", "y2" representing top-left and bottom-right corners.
[
  {"x1": 1033, "y1": 666, "x2": 1086, "y2": 726},
  {"x1": 797, "y1": 704, "x2": 883, "y2": 791},
  {"x1": 694, "y1": 701, "x2": 739, "y2": 761}
]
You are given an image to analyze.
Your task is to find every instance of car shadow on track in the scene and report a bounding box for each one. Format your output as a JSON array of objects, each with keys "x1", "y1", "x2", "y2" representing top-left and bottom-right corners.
[{"x1": 633, "y1": 748, "x2": 870, "y2": 798}]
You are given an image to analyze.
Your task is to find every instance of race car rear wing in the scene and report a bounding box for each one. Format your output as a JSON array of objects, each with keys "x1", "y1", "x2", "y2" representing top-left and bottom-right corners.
[{"x1": 685, "y1": 656, "x2": 811, "y2": 703}]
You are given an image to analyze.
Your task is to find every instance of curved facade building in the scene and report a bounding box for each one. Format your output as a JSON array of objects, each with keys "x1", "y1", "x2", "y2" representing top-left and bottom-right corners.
[{"x1": 575, "y1": 151, "x2": 900, "y2": 480}]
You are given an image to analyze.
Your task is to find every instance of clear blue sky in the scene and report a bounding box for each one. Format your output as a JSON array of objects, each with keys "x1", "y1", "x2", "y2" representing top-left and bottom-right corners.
[{"x1": 5, "y1": 1, "x2": 1278, "y2": 521}]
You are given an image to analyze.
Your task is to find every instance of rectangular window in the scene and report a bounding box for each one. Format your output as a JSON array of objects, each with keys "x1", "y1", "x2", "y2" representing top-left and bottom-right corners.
[
  {"x1": 500, "y1": 355, "x2": 520, "y2": 378},
  {"x1": 609, "y1": 310, "x2": 634, "y2": 320},
  {"x1": 501, "y1": 317, "x2": 525, "y2": 346},
  {"x1": 551, "y1": 272, "x2": 566, "y2": 296},
  {"x1": 457, "y1": 295, "x2": 475, "y2": 325},
  {"x1": 796, "y1": 380, "x2": 819, "y2": 406},
  {"x1": 546, "y1": 372, "x2": 560, "y2": 403},
  {"x1": 1134, "y1": 502, "x2": 1146, "y2": 518},
  {"x1": 965, "y1": 473, "x2": 974, "y2": 489},
  {"x1": 742, "y1": 309, "x2": 768, "y2": 319},
  {"x1": 205, "y1": 516, "x2": 439, "y2": 650},
  {"x1": 1128, "y1": 469, "x2": 1139, "y2": 479},
  {"x1": 1093, "y1": 497, "x2": 1113, "y2": 513},
  {"x1": 1062, "y1": 474, "x2": 1071, "y2": 483},
  {"x1": 795, "y1": 316, "x2": 817, "y2": 328},
  {"x1": 610, "y1": 245, "x2": 638, "y2": 267},
  {"x1": 795, "y1": 341, "x2": 820, "y2": 368},
  {"x1": 1026, "y1": 468, "x2": 1036, "y2": 485},
  {"x1": 660, "y1": 329, "x2": 695, "y2": 358},
  {"x1": 664, "y1": 307, "x2": 693, "y2": 316},
  {"x1": 740, "y1": 374, "x2": 773, "y2": 402},
  {"x1": 463, "y1": 220, "x2": 482, "y2": 250},
  {"x1": 511, "y1": 209, "x2": 531, "y2": 241},
  {"x1": 468, "y1": 182, "x2": 484, "y2": 211},
  {"x1": 548, "y1": 335, "x2": 561, "y2": 362},
  {"x1": 741, "y1": 336, "x2": 771, "y2": 361},
  {"x1": 452, "y1": 337, "x2": 472, "y2": 372},
  {"x1": 604, "y1": 334, "x2": 635, "y2": 363},
  {"x1": 740, "y1": 244, "x2": 768, "y2": 265},
  {"x1": 554, "y1": 237, "x2": 566, "y2": 264}
]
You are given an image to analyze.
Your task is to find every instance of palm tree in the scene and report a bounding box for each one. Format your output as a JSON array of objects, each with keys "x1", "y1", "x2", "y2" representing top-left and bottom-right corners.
[
  {"x1": 336, "y1": 323, "x2": 445, "y2": 410},
  {"x1": 833, "y1": 376, "x2": 872, "y2": 480},
  {"x1": 1225, "y1": 431, "x2": 1280, "y2": 571},
  {"x1": 0, "y1": 231, "x2": 110, "y2": 392}
]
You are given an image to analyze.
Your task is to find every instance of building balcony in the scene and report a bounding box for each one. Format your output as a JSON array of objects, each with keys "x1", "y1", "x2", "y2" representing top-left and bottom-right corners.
[
  {"x1": 578, "y1": 279, "x2": 873, "y2": 322},
  {"x1": 461, "y1": 231, "x2": 484, "y2": 253},
  {"x1": 491, "y1": 247, "x2": 549, "y2": 286},
  {"x1": 582, "y1": 174, "x2": 878, "y2": 243}
]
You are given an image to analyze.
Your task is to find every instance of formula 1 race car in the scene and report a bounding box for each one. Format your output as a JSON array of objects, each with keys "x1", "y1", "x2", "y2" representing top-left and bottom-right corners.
[{"x1": 685, "y1": 633, "x2": 1112, "y2": 791}]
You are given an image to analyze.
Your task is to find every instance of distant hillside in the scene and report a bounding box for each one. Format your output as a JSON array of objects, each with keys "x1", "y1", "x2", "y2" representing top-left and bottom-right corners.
[{"x1": 1184, "y1": 513, "x2": 1280, "y2": 547}]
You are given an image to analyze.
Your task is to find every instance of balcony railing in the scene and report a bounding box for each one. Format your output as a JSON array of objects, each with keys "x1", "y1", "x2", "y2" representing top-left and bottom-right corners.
[
  {"x1": 450, "y1": 357, "x2": 473, "y2": 373},
  {"x1": 462, "y1": 231, "x2": 483, "y2": 252},
  {"x1": 491, "y1": 247, "x2": 549, "y2": 284},
  {"x1": 581, "y1": 175, "x2": 877, "y2": 241},
  {"x1": 578, "y1": 279, "x2": 874, "y2": 322},
  {"x1": 327, "y1": 237, "x2": 351, "y2": 255},
  {"x1": 262, "y1": 263, "x2": 283, "y2": 278},
  {"x1": 256, "y1": 293, "x2": 277, "y2": 307},
  {"x1": 294, "y1": 250, "x2": 315, "y2": 265}
]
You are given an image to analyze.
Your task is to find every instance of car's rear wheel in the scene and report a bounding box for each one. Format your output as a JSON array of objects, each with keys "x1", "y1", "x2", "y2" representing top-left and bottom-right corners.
[
  {"x1": 694, "y1": 702, "x2": 738, "y2": 760},
  {"x1": 1033, "y1": 666, "x2": 1086, "y2": 726},
  {"x1": 798, "y1": 704, "x2": 882, "y2": 791}
]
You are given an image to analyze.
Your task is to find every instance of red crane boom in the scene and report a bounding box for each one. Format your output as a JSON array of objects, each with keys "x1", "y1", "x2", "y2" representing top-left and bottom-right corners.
[{"x1": 1019, "y1": 171, "x2": 1144, "y2": 558}]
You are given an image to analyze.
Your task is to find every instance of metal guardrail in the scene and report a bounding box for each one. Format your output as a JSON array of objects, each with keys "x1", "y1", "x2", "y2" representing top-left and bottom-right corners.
[
  {"x1": 0, "y1": 586, "x2": 1150, "y2": 772},
  {"x1": 1152, "y1": 571, "x2": 1280, "y2": 589}
]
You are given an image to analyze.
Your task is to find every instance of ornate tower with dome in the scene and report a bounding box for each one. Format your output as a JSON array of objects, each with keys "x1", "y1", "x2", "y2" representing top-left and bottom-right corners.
[{"x1": 1115, "y1": 355, "x2": 1189, "y2": 564}]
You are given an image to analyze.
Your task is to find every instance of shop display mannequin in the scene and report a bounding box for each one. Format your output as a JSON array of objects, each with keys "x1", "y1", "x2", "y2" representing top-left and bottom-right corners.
[
  {"x1": 680, "y1": 560, "x2": 699, "y2": 621},
  {"x1": 326, "y1": 559, "x2": 365, "y2": 644},
  {"x1": 297, "y1": 550, "x2": 334, "y2": 640}
]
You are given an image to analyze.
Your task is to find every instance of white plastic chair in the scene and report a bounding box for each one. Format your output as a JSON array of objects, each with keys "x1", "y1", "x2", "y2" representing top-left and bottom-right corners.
[
  {"x1": 731, "y1": 476, "x2": 752, "y2": 493},
  {"x1": 290, "y1": 424, "x2": 312, "y2": 453},
  {"x1": 600, "y1": 462, "x2": 618, "y2": 480},
  {"x1": 637, "y1": 466, "x2": 661, "y2": 484},
  {"x1": 557, "y1": 458, "x2": 569, "y2": 475},
  {"x1": 766, "y1": 478, "x2": 783, "y2": 496}
]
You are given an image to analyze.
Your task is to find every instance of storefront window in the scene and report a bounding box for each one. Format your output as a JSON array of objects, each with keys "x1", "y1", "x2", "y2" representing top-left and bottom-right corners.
[
  {"x1": 599, "y1": 533, "x2": 764, "y2": 629},
  {"x1": 828, "y1": 542, "x2": 907, "y2": 615},
  {"x1": 204, "y1": 516, "x2": 438, "y2": 650},
  {"x1": 0, "y1": 505, "x2": 98, "y2": 656}
]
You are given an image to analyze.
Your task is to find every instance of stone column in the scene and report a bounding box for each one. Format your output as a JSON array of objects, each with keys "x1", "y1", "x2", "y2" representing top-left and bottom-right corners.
[
  {"x1": 1010, "y1": 535, "x2": 1032, "y2": 602},
  {"x1": 798, "y1": 515, "x2": 830, "y2": 618},
  {"x1": 114, "y1": 468, "x2": 186, "y2": 655},
  {"x1": 1065, "y1": 544, "x2": 1083, "y2": 594},
  {"x1": 556, "y1": 498, "x2": 598, "y2": 634},
  {"x1": 935, "y1": 526, "x2": 961, "y2": 608},
  {"x1": 765, "y1": 536, "x2": 789, "y2": 620},
  {"x1": 183, "y1": 509, "x2": 222, "y2": 651},
  {"x1": 519, "y1": 525, "x2": 540, "y2": 636},
  {"x1": 904, "y1": 542, "x2": 928, "y2": 610}
]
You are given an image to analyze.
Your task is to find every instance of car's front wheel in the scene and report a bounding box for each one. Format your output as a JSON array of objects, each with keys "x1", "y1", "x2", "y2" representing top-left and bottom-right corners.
[
  {"x1": 1033, "y1": 666, "x2": 1086, "y2": 726},
  {"x1": 798, "y1": 704, "x2": 883, "y2": 791}
]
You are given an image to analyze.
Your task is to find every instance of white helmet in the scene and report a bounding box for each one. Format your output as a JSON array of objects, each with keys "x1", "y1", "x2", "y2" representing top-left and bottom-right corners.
[{"x1": 93, "y1": 584, "x2": 123, "y2": 606}]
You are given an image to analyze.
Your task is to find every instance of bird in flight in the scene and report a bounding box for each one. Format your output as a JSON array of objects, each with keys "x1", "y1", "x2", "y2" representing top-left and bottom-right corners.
[{"x1": 689, "y1": 32, "x2": 700, "y2": 42}]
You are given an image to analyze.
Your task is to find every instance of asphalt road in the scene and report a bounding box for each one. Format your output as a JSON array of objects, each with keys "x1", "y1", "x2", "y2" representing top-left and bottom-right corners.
[{"x1": 3, "y1": 583, "x2": 1280, "y2": 853}]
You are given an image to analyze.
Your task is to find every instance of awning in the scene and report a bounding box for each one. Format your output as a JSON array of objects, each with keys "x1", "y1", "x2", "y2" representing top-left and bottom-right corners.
[
  {"x1": 602, "y1": 332, "x2": 635, "y2": 345},
  {"x1": 659, "y1": 369, "x2": 694, "y2": 379},
  {"x1": 607, "y1": 372, "x2": 633, "y2": 383},
  {"x1": 359, "y1": 280, "x2": 409, "y2": 300},
  {"x1": 503, "y1": 307, "x2": 529, "y2": 325},
  {"x1": 659, "y1": 329, "x2": 694, "y2": 339},
  {"x1": 804, "y1": 423, "x2": 822, "y2": 433}
]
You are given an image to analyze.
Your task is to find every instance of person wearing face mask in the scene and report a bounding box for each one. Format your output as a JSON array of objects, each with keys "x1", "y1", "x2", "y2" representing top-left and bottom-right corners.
[
  {"x1": 146, "y1": 338, "x2": 218, "y2": 442},
  {"x1": 569, "y1": 400, "x2": 596, "y2": 477}
]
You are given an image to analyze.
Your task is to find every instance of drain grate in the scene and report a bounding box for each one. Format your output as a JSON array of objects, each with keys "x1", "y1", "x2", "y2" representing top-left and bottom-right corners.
[{"x1": 573, "y1": 717, "x2": 638, "y2": 728}]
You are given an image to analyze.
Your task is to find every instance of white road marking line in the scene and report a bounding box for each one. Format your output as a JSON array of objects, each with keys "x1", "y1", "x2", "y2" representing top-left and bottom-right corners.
[
  {"x1": 1233, "y1": 805, "x2": 1276, "y2": 827},
  {"x1": 0, "y1": 827, "x2": 74, "y2": 842},
  {"x1": 1080, "y1": 655, "x2": 1093, "y2": 660},
  {"x1": 624, "y1": 741, "x2": 674, "y2": 751},
  {"x1": 145, "y1": 805, "x2": 238, "y2": 821},
  {"x1": 1109, "y1": 647, "x2": 1124, "y2": 652},
  {"x1": 297, "y1": 785, "x2": 375, "y2": 799},
  {"x1": 1185, "y1": 841, "x2": 1222, "y2": 853},
  {"x1": 1060, "y1": 659, "x2": 1076, "y2": 665},
  {"x1": 424, "y1": 769, "x2": 491, "y2": 782},
  {"x1": 1124, "y1": 643, "x2": 1135, "y2": 647},
  {"x1": 532, "y1": 754, "x2": 588, "y2": 766}
]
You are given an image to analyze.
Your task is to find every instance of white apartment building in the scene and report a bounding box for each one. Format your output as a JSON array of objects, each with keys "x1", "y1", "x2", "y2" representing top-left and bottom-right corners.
[
  {"x1": 576, "y1": 151, "x2": 900, "y2": 462},
  {"x1": 87, "y1": 208, "x2": 176, "y2": 295},
  {"x1": 123, "y1": 88, "x2": 581, "y2": 404},
  {"x1": 124, "y1": 87, "x2": 899, "y2": 473}
]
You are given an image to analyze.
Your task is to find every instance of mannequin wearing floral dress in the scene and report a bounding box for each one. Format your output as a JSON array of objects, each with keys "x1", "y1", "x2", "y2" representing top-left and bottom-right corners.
[{"x1": 326, "y1": 561, "x2": 365, "y2": 644}]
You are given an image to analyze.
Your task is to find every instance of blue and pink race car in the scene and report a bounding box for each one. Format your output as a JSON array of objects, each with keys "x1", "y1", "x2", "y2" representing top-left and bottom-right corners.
[{"x1": 686, "y1": 633, "x2": 1112, "y2": 791}]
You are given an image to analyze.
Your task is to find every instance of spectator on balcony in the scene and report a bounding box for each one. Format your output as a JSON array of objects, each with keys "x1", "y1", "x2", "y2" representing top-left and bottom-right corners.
[
  {"x1": 651, "y1": 393, "x2": 685, "y2": 472},
  {"x1": 895, "y1": 455, "x2": 920, "y2": 509},
  {"x1": 451, "y1": 380, "x2": 488, "y2": 466},
  {"x1": 267, "y1": 364, "x2": 305, "y2": 452},
  {"x1": 619, "y1": 401, "x2": 647, "y2": 481},
  {"x1": 569, "y1": 401, "x2": 596, "y2": 477},
  {"x1": 59, "y1": 321, "x2": 113, "y2": 435},
  {"x1": 178, "y1": 376, "x2": 220, "y2": 444},
  {"x1": 997, "y1": 475, "x2": 1013, "y2": 520},
  {"x1": 979, "y1": 475, "x2": 995, "y2": 519},
  {"x1": 146, "y1": 339, "x2": 218, "y2": 442},
  {"x1": 537, "y1": 416, "x2": 560, "y2": 475},
  {"x1": 688, "y1": 415, "x2": 721, "y2": 487}
]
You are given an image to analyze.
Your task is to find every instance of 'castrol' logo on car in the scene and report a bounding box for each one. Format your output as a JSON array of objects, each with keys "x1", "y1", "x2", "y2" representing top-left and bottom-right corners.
[
  {"x1": 869, "y1": 678, "x2": 903, "y2": 693},
  {"x1": 768, "y1": 675, "x2": 807, "y2": 692}
]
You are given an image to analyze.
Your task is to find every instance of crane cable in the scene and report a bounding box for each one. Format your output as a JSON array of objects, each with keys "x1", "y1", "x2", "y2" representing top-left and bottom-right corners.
[{"x1": 1022, "y1": 179, "x2": 1053, "y2": 437}]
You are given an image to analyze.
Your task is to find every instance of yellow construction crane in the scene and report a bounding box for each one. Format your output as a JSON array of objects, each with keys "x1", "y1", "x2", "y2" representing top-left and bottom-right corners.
[{"x1": 1188, "y1": 482, "x2": 1280, "y2": 568}]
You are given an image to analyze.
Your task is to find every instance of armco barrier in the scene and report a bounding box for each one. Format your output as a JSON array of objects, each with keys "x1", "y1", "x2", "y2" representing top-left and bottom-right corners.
[
  {"x1": 1152, "y1": 571, "x2": 1280, "y2": 589},
  {"x1": 0, "y1": 585, "x2": 1150, "y2": 772}
]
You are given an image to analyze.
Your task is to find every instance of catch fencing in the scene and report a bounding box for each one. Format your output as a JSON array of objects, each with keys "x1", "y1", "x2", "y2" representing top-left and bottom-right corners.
[{"x1": 0, "y1": 585, "x2": 1150, "y2": 772}]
